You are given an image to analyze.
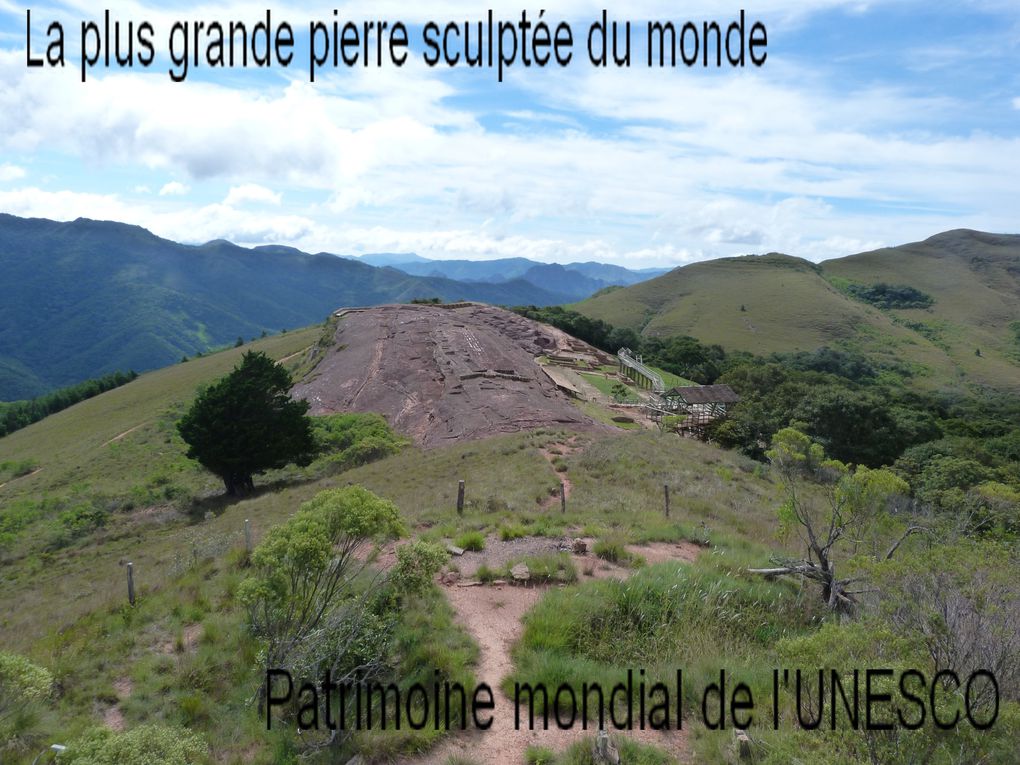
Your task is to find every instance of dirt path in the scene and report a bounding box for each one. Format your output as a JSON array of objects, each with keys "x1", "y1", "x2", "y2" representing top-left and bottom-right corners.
[
  {"x1": 0, "y1": 466, "x2": 43, "y2": 490},
  {"x1": 538, "y1": 436, "x2": 581, "y2": 507},
  {"x1": 102, "y1": 422, "x2": 148, "y2": 447},
  {"x1": 277, "y1": 345, "x2": 313, "y2": 365},
  {"x1": 404, "y1": 543, "x2": 697, "y2": 765},
  {"x1": 102, "y1": 677, "x2": 133, "y2": 732}
]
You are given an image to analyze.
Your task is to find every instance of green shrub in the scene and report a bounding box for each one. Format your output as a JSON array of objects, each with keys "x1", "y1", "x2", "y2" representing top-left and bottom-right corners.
[
  {"x1": 313, "y1": 413, "x2": 407, "y2": 471},
  {"x1": 64, "y1": 724, "x2": 209, "y2": 765},
  {"x1": 0, "y1": 652, "x2": 52, "y2": 733},
  {"x1": 454, "y1": 530, "x2": 486, "y2": 552},
  {"x1": 391, "y1": 540, "x2": 447, "y2": 596}
]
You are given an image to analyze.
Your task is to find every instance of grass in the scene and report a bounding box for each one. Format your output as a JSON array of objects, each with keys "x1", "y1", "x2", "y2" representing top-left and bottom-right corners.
[
  {"x1": 592, "y1": 536, "x2": 641, "y2": 567},
  {"x1": 509, "y1": 557, "x2": 821, "y2": 726},
  {"x1": 500, "y1": 523, "x2": 528, "y2": 541},
  {"x1": 454, "y1": 530, "x2": 486, "y2": 552},
  {"x1": 575, "y1": 239, "x2": 1020, "y2": 392},
  {"x1": 573, "y1": 400, "x2": 641, "y2": 430},
  {"x1": 577, "y1": 372, "x2": 621, "y2": 398}
]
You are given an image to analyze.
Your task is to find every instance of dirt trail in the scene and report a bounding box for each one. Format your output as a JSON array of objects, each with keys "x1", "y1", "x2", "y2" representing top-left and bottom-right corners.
[
  {"x1": 0, "y1": 466, "x2": 43, "y2": 490},
  {"x1": 538, "y1": 436, "x2": 580, "y2": 507},
  {"x1": 102, "y1": 422, "x2": 148, "y2": 447},
  {"x1": 102, "y1": 677, "x2": 133, "y2": 732},
  {"x1": 277, "y1": 345, "x2": 314, "y2": 365},
  {"x1": 404, "y1": 544, "x2": 697, "y2": 764}
]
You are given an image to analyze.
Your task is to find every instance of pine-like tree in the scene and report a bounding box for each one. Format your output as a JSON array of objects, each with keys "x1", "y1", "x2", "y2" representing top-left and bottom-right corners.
[{"x1": 178, "y1": 351, "x2": 316, "y2": 495}]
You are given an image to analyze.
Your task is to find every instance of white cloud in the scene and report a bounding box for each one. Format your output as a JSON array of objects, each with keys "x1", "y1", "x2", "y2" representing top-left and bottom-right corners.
[
  {"x1": 133, "y1": 185, "x2": 151, "y2": 194},
  {"x1": 158, "y1": 181, "x2": 190, "y2": 196},
  {"x1": 0, "y1": 162, "x2": 25, "y2": 181},
  {"x1": 224, "y1": 184, "x2": 282, "y2": 207},
  {"x1": 0, "y1": 3, "x2": 1018, "y2": 268}
]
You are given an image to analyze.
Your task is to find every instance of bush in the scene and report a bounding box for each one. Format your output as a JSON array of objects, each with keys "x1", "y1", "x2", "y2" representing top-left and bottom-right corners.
[
  {"x1": 64, "y1": 724, "x2": 208, "y2": 765},
  {"x1": 0, "y1": 652, "x2": 52, "y2": 731},
  {"x1": 391, "y1": 540, "x2": 447, "y2": 596},
  {"x1": 454, "y1": 531, "x2": 486, "y2": 552}
]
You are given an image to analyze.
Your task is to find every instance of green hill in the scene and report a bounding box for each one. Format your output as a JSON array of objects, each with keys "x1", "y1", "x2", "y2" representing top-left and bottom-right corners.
[
  {"x1": 0, "y1": 215, "x2": 567, "y2": 400},
  {"x1": 575, "y1": 231, "x2": 1020, "y2": 390}
]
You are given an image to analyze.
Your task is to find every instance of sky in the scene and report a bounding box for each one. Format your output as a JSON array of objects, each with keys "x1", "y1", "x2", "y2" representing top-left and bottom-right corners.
[{"x1": 0, "y1": 1, "x2": 1018, "y2": 268}]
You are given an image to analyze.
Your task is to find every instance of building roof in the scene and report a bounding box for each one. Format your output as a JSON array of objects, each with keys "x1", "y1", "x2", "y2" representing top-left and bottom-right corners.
[{"x1": 663, "y1": 385, "x2": 741, "y2": 405}]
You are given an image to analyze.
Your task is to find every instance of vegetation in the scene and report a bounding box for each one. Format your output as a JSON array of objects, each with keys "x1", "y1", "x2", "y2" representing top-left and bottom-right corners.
[
  {"x1": 844, "y1": 281, "x2": 935, "y2": 309},
  {"x1": 514, "y1": 305, "x2": 729, "y2": 384},
  {"x1": 0, "y1": 371, "x2": 137, "y2": 437},
  {"x1": 750, "y1": 428, "x2": 915, "y2": 614},
  {"x1": 178, "y1": 351, "x2": 316, "y2": 495},
  {"x1": 62, "y1": 725, "x2": 208, "y2": 765},
  {"x1": 238, "y1": 486, "x2": 404, "y2": 668},
  {"x1": 0, "y1": 651, "x2": 53, "y2": 755},
  {"x1": 453, "y1": 530, "x2": 486, "y2": 552}
]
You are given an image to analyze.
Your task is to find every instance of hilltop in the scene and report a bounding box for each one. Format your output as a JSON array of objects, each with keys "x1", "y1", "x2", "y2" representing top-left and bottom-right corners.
[
  {"x1": 293, "y1": 304, "x2": 606, "y2": 446},
  {"x1": 0, "y1": 215, "x2": 573, "y2": 401},
  {"x1": 575, "y1": 230, "x2": 1020, "y2": 390}
]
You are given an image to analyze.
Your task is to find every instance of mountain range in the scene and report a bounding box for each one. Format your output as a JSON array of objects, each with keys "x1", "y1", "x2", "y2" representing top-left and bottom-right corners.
[
  {"x1": 4, "y1": 214, "x2": 1018, "y2": 402},
  {"x1": 575, "y1": 230, "x2": 1020, "y2": 391},
  {"x1": 355, "y1": 254, "x2": 669, "y2": 301},
  {"x1": 0, "y1": 215, "x2": 623, "y2": 400}
]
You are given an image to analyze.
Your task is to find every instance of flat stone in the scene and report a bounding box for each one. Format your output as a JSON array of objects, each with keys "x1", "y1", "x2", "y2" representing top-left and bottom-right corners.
[{"x1": 446, "y1": 544, "x2": 465, "y2": 556}]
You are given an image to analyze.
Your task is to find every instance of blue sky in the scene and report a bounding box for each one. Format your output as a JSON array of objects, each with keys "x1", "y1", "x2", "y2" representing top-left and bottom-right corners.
[{"x1": 0, "y1": 1, "x2": 1017, "y2": 267}]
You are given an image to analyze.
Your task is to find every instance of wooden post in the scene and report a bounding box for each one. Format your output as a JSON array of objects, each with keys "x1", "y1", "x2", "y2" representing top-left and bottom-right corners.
[
  {"x1": 560, "y1": 482, "x2": 567, "y2": 514},
  {"x1": 457, "y1": 480, "x2": 465, "y2": 516},
  {"x1": 127, "y1": 562, "x2": 135, "y2": 606},
  {"x1": 244, "y1": 519, "x2": 252, "y2": 553},
  {"x1": 664, "y1": 484, "x2": 671, "y2": 518}
]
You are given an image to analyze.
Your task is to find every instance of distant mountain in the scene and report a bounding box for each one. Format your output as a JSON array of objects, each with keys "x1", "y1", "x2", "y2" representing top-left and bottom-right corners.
[
  {"x1": 369, "y1": 255, "x2": 668, "y2": 299},
  {"x1": 354, "y1": 252, "x2": 431, "y2": 267},
  {"x1": 575, "y1": 230, "x2": 1020, "y2": 391},
  {"x1": 0, "y1": 215, "x2": 568, "y2": 400}
]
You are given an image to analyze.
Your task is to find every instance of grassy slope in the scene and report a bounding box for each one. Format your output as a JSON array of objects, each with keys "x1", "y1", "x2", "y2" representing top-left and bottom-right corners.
[
  {"x1": 0, "y1": 328, "x2": 320, "y2": 643},
  {"x1": 823, "y1": 230, "x2": 1020, "y2": 385},
  {"x1": 0, "y1": 321, "x2": 794, "y2": 765},
  {"x1": 575, "y1": 233, "x2": 1020, "y2": 390},
  {"x1": 10, "y1": 314, "x2": 985, "y2": 763}
]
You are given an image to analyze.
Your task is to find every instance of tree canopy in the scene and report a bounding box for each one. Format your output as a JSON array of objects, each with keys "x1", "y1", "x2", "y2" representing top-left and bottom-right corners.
[{"x1": 177, "y1": 351, "x2": 316, "y2": 495}]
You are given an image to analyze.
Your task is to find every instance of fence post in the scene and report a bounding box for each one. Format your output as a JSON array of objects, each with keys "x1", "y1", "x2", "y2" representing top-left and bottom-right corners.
[
  {"x1": 457, "y1": 480, "x2": 465, "y2": 516},
  {"x1": 664, "y1": 484, "x2": 671, "y2": 518},
  {"x1": 561, "y1": 482, "x2": 567, "y2": 514},
  {"x1": 127, "y1": 562, "x2": 135, "y2": 606},
  {"x1": 244, "y1": 519, "x2": 252, "y2": 553}
]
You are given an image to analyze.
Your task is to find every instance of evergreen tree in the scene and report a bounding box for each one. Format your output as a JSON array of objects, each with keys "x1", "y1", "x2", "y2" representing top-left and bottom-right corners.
[{"x1": 177, "y1": 351, "x2": 315, "y2": 495}]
